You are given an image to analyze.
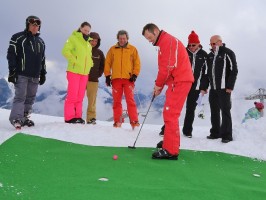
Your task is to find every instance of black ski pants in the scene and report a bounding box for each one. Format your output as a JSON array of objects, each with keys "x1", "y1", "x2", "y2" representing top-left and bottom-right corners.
[
  {"x1": 182, "y1": 90, "x2": 200, "y2": 135},
  {"x1": 209, "y1": 89, "x2": 232, "y2": 140}
]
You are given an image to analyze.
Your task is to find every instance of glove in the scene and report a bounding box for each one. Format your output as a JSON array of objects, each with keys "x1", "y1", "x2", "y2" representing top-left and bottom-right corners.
[
  {"x1": 8, "y1": 69, "x2": 18, "y2": 84},
  {"x1": 129, "y1": 74, "x2": 137, "y2": 82},
  {"x1": 39, "y1": 73, "x2": 46, "y2": 85},
  {"x1": 106, "y1": 75, "x2": 111, "y2": 87}
]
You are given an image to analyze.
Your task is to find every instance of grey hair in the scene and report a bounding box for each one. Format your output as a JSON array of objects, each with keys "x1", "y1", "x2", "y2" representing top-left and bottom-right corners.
[{"x1": 117, "y1": 30, "x2": 129, "y2": 39}]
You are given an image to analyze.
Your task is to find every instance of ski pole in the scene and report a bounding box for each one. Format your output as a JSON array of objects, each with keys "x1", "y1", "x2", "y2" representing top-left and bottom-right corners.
[{"x1": 128, "y1": 94, "x2": 155, "y2": 149}]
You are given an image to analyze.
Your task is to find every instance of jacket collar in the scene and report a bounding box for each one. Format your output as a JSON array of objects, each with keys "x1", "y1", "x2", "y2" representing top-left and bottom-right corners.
[
  {"x1": 115, "y1": 42, "x2": 129, "y2": 48},
  {"x1": 153, "y1": 30, "x2": 163, "y2": 46}
]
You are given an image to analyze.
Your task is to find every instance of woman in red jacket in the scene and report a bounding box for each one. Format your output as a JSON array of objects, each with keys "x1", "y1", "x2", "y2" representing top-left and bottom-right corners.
[{"x1": 142, "y1": 23, "x2": 194, "y2": 160}]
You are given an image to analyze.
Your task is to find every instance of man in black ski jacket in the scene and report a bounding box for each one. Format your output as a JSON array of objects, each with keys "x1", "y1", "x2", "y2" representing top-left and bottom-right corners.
[
  {"x1": 7, "y1": 15, "x2": 47, "y2": 129},
  {"x1": 182, "y1": 31, "x2": 208, "y2": 138},
  {"x1": 205, "y1": 35, "x2": 238, "y2": 143},
  {"x1": 159, "y1": 31, "x2": 208, "y2": 138}
]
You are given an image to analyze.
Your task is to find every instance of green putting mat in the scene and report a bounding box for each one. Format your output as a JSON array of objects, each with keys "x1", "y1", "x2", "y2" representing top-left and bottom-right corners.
[{"x1": 0, "y1": 133, "x2": 265, "y2": 200}]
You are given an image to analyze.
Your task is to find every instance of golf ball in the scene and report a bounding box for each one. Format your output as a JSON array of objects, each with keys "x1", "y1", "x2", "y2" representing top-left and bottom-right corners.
[{"x1": 113, "y1": 155, "x2": 118, "y2": 160}]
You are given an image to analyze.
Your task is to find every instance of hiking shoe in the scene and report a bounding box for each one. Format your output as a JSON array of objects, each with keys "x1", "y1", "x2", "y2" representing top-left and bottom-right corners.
[
  {"x1": 130, "y1": 121, "x2": 140, "y2": 129},
  {"x1": 87, "y1": 118, "x2": 96, "y2": 125},
  {"x1": 113, "y1": 122, "x2": 122, "y2": 128},
  {"x1": 23, "y1": 119, "x2": 35, "y2": 127},
  {"x1": 152, "y1": 149, "x2": 178, "y2": 160},
  {"x1": 12, "y1": 119, "x2": 23, "y2": 130},
  {"x1": 156, "y1": 140, "x2": 163, "y2": 149}
]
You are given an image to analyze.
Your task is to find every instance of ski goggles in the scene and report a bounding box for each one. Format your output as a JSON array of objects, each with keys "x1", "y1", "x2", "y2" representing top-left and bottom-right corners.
[{"x1": 28, "y1": 18, "x2": 41, "y2": 26}]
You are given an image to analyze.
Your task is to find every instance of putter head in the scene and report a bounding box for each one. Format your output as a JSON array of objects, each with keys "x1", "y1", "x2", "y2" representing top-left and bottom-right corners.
[{"x1": 128, "y1": 146, "x2": 136, "y2": 149}]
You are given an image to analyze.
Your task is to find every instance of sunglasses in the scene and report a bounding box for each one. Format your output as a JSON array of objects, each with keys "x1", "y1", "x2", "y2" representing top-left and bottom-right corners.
[
  {"x1": 188, "y1": 44, "x2": 197, "y2": 47},
  {"x1": 210, "y1": 40, "x2": 220, "y2": 46},
  {"x1": 28, "y1": 18, "x2": 41, "y2": 26}
]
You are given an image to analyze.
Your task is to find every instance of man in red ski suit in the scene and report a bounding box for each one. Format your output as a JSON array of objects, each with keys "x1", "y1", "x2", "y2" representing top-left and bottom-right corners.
[{"x1": 142, "y1": 23, "x2": 194, "y2": 160}]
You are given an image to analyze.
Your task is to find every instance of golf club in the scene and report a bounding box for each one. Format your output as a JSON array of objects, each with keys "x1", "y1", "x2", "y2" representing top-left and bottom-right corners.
[{"x1": 128, "y1": 94, "x2": 155, "y2": 149}]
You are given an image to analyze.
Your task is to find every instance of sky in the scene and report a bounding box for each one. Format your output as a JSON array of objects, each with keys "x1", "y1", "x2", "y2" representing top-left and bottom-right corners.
[
  {"x1": 1, "y1": 0, "x2": 266, "y2": 94},
  {"x1": 0, "y1": 0, "x2": 266, "y2": 122},
  {"x1": 0, "y1": 107, "x2": 265, "y2": 161}
]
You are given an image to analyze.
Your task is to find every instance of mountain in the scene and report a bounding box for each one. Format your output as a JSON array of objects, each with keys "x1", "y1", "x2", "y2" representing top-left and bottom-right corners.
[
  {"x1": 0, "y1": 78, "x2": 165, "y2": 121},
  {"x1": 0, "y1": 78, "x2": 12, "y2": 109},
  {"x1": 1, "y1": 77, "x2": 264, "y2": 126}
]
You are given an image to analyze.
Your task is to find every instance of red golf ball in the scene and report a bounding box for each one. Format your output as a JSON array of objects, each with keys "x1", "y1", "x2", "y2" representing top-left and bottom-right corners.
[{"x1": 113, "y1": 155, "x2": 118, "y2": 160}]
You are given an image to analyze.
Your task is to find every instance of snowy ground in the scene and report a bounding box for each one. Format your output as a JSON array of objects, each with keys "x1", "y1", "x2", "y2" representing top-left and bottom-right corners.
[{"x1": 0, "y1": 108, "x2": 265, "y2": 161}]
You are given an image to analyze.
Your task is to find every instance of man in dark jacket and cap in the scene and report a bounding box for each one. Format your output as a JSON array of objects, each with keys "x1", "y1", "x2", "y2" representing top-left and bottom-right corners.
[
  {"x1": 7, "y1": 15, "x2": 47, "y2": 129},
  {"x1": 86, "y1": 32, "x2": 105, "y2": 124}
]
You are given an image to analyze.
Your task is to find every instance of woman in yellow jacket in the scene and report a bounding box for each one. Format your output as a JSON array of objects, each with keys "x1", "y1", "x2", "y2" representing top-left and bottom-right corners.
[{"x1": 62, "y1": 22, "x2": 93, "y2": 124}]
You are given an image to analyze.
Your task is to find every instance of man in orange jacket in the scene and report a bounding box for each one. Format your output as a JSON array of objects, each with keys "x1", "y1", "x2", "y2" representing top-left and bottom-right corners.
[
  {"x1": 104, "y1": 30, "x2": 141, "y2": 129},
  {"x1": 142, "y1": 23, "x2": 194, "y2": 160}
]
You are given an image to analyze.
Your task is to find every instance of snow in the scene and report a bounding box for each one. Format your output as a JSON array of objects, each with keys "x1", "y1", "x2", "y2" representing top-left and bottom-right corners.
[{"x1": 0, "y1": 107, "x2": 265, "y2": 161}]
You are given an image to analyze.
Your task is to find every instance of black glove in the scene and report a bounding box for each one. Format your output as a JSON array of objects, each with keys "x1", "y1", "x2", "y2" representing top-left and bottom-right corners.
[
  {"x1": 39, "y1": 74, "x2": 46, "y2": 85},
  {"x1": 106, "y1": 75, "x2": 111, "y2": 87},
  {"x1": 8, "y1": 69, "x2": 18, "y2": 84},
  {"x1": 129, "y1": 74, "x2": 137, "y2": 82}
]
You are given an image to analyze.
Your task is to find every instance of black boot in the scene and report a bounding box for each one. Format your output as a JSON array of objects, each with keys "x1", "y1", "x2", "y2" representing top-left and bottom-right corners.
[{"x1": 152, "y1": 149, "x2": 178, "y2": 160}]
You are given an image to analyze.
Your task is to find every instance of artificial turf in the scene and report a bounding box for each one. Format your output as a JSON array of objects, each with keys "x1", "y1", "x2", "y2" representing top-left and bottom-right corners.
[{"x1": 0, "y1": 133, "x2": 265, "y2": 200}]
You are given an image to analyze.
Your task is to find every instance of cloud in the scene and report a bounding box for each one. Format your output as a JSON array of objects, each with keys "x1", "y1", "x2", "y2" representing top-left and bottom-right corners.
[{"x1": 1, "y1": 0, "x2": 266, "y2": 121}]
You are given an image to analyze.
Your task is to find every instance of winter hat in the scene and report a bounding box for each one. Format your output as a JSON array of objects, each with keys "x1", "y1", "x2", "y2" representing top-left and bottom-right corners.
[
  {"x1": 188, "y1": 30, "x2": 200, "y2": 44},
  {"x1": 254, "y1": 102, "x2": 264, "y2": 109}
]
